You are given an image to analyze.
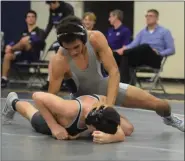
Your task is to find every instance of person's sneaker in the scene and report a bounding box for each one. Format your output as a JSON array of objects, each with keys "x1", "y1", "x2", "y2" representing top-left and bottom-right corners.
[
  {"x1": 163, "y1": 114, "x2": 184, "y2": 132},
  {"x1": 1, "y1": 78, "x2": 8, "y2": 88},
  {"x1": 40, "y1": 81, "x2": 49, "y2": 91},
  {"x1": 2, "y1": 92, "x2": 18, "y2": 124}
]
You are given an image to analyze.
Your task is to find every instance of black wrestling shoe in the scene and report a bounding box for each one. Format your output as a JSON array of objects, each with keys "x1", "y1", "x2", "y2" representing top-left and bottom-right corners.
[{"x1": 1, "y1": 78, "x2": 8, "y2": 88}]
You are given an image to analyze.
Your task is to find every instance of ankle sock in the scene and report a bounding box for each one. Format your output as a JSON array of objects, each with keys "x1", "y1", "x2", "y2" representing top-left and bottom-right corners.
[{"x1": 12, "y1": 99, "x2": 20, "y2": 111}]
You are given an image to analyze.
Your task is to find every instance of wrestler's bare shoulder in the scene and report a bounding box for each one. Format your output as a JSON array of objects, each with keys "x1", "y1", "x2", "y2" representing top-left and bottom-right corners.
[
  {"x1": 87, "y1": 30, "x2": 108, "y2": 52},
  {"x1": 52, "y1": 48, "x2": 67, "y2": 63},
  {"x1": 88, "y1": 30, "x2": 105, "y2": 43}
]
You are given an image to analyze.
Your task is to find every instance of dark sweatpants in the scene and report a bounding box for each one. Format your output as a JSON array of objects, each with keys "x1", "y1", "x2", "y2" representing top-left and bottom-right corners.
[{"x1": 114, "y1": 44, "x2": 163, "y2": 84}]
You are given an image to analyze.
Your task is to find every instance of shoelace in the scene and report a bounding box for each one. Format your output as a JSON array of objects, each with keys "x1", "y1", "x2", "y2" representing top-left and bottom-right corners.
[
  {"x1": 4, "y1": 107, "x2": 14, "y2": 119},
  {"x1": 171, "y1": 116, "x2": 183, "y2": 125}
]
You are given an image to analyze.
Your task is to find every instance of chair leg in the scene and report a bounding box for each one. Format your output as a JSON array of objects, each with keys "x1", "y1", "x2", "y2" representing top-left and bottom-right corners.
[
  {"x1": 158, "y1": 78, "x2": 167, "y2": 94},
  {"x1": 137, "y1": 77, "x2": 142, "y2": 88},
  {"x1": 149, "y1": 73, "x2": 160, "y2": 93}
]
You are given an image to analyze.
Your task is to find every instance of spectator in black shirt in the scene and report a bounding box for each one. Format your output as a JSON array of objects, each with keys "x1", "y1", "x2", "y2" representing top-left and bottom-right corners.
[
  {"x1": 44, "y1": 1, "x2": 74, "y2": 52},
  {"x1": 1, "y1": 10, "x2": 45, "y2": 88}
]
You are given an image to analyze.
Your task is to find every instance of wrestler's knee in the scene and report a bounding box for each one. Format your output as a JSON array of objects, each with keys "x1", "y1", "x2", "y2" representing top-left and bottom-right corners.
[{"x1": 32, "y1": 92, "x2": 45, "y2": 101}]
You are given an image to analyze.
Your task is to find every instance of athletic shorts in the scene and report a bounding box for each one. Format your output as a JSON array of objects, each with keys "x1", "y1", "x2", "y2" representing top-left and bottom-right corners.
[{"x1": 74, "y1": 82, "x2": 129, "y2": 106}]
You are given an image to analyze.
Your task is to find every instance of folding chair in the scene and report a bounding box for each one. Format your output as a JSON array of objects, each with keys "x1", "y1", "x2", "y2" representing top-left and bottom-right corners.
[
  {"x1": 9, "y1": 45, "x2": 50, "y2": 88},
  {"x1": 130, "y1": 56, "x2": 168, "y2": 94}
]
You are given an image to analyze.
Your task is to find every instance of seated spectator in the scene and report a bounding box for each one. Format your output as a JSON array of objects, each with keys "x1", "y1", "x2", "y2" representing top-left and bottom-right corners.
[
  {"x1": 82, "y1": 12, "x2": 96, "y2": 30},
  {"x1": 1, "y1": 10, "x2": 45, "y2": 88},
  {"x1": 106, "y1": 9, "x2": 132, "y2": 71},
  {"x1": 117, "y1": 9, "x2": 175, "y2": 84}
]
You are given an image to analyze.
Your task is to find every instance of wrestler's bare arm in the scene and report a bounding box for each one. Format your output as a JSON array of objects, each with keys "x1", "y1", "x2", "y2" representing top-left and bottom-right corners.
[
  {"x1": 48, "y1": 48, "x2": 69, "y2": 94},
  {"x1": 90, "y1": 31, "x2": 120, "y2": 106},
  {"x1": 107, "y1": 126, "x2": 125, "y2": 143},
  {"x1": 93, "y1": 125, "x2": 125, "y2": 144}
]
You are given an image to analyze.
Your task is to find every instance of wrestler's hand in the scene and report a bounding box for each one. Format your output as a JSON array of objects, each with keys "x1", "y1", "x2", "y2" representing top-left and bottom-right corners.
[
  {"x1": 51, "y1": 124, "x2": 69, "y2": 140},
  {"x1": 92, "y1": 131, "x2": 111, "y2": 144}
]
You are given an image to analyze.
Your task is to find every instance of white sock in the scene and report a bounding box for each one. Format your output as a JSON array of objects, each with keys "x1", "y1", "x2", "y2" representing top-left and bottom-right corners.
[{"x1": 2, "y1": 76, "x2": 8, "y2": 80}]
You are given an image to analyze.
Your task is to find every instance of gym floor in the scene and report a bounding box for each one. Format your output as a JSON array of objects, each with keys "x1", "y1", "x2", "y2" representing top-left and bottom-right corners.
[{"x1": 1, "y1": 94, "x2": 184, "y2": 161}]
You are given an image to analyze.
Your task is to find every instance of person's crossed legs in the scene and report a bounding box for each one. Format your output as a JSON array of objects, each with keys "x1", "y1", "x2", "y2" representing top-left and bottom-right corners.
[{"x1": 1, "y1": 37, "x2": 32, "y2": 88}]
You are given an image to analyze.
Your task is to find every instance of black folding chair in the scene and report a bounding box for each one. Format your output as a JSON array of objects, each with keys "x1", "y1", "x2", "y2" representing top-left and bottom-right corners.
[
  {"x1": 9, "y1": 45, "x2": 50, "y2": 88},
  {"x1": 130, "y1": 56, "x2": 168, "y2": 94}
]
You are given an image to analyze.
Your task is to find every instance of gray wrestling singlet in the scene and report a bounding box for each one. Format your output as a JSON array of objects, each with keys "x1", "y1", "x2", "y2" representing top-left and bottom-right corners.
[{"x1": 62, "y1": 39, "x2": 129, "y2": 106}]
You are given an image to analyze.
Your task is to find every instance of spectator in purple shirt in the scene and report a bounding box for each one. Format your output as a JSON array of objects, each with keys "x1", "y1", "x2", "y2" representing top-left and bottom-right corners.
[
  {"x1": 117, "y1": 9, "x2": 175, "y2": 84},
  {"x1": 106, "y1": 9, "x2": 132, "y2": 66}
]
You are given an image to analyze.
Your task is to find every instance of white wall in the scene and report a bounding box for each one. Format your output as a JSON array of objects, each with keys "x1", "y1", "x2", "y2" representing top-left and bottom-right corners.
[
  {"x1": 32, "y1": 1, "x2": 184, "y2": 79},
  {"x1": 31, "y1": 1, "x2": 83, "y2": 52},
  {"x1": 134, "y1": 2, "x2": 184, "y2": 79}
]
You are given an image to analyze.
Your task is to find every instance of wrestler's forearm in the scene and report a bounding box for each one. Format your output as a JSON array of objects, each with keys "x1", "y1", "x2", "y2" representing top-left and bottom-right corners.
[
  {"x1": 48, "y1": 83, "x2": 60, "y2": 94},
  {"x1": 106, "y1": 71, "x2": 120, "y2": 105},
  {"x1": 107, "y1": 126, "x2": 125, "y2": 143},
  {"x1": 37, "y1": 103, "x2": 59, "y2": 131},
  {"x1": 48, "y1": 78, "x2": 63, "y2": 94}
]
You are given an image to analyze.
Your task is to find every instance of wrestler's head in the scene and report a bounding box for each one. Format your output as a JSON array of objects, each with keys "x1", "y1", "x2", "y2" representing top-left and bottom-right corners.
[
  {"x1": 85, "y1": 106, "x2": 120, "y2": 134},
  {"x1": 56, "y1": 15, "x2": 87, "y2": 57}
]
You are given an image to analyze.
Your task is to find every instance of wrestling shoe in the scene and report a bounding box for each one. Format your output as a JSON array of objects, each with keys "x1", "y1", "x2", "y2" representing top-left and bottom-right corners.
[
  {"x1": 163, "y1": 114, "x2": 184, "y2": 132},
  {"x1": 2, "y1": 92, "x2": 18, "y2": 124}
]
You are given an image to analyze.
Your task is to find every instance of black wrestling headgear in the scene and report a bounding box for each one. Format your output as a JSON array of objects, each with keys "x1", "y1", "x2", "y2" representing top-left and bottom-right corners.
[
  {"x1": 56, "y1": 16, "x2": 87, "y2": 46},
  {"x1": 85, "y1": 106, "x2": 120, "y2": 134}
]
